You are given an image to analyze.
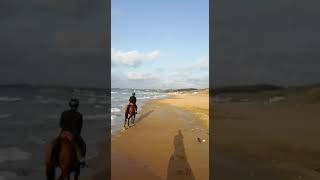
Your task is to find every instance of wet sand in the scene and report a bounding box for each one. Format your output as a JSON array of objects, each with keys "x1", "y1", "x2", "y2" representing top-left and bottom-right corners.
[{"x1": 111, "y1": 92, "x2": 209, "y2": 180}]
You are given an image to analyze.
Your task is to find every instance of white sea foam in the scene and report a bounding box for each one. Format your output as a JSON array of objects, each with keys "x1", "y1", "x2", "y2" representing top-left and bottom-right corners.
[
  {"x1": 0, "y1": 171, "x2": 18, "y2": 180},
  {"x1": 25, "y1": 136, "x2": 46, "y2": 144},
  {"x1": 87, "y1": 98, "x2": 97, "y2": 103},
  {"x1": 94, "y1": 105, "x2": 103, "y2": 108},
  {"x1": 0, "y1": 147, "x2": 31, "y2": 163},
  {"x1": 0, "y1": 97, "x2": 22, "y2": 102},
  {"x1": 84, "y1": 114, "x2": 108, "y2": 120},
  {"x1": 0, "y1": 114, "x2": 12, "y2": 119},
  {"x1": 46, "y1": 115, "x2": 59, "y2": 119},
  {"x1": 7, "y1": 121, "x2": 25, "y2": 126},
  {"x1": 139, "y1": 96, "x2": 152, "y2": 100},
  {"x1": 111, "y1": 108, "x2": 121, "y2": 113},
  {"x1": 111, "y1": 115, "x2": 117, "y2": 121},
  {"x1": 38, "y1": 100, "x2": 50, "y2": 104},
  {"x1": 268, "y1": 96, "x2": 285, "y2": 103}
]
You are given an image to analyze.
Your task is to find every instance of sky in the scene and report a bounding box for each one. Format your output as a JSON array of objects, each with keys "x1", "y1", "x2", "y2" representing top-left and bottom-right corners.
[
  {"x1": 212, "y1": 0, "x2": 320, "y2": 87},
  {"x1": 0, "y1": 0, "x2": 108, "y2": 88},
  {"x1": 111, "y1": 0, "x2": 209, "y2": 89},
  {"x1": 1, "y1": 0, "x2": 319, "y2": 89}
]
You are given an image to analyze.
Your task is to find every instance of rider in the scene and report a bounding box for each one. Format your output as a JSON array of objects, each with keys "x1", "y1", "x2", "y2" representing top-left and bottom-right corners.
[
  {"x1": 129, "y1": 92, "x2": 137, "y2": 114},
  {"x1": 59, "y1": 98, "x2": 86, "y2": 166}
]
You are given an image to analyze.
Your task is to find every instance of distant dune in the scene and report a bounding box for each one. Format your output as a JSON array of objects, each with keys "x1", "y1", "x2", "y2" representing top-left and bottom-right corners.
[{"x1": 212, "y1": 84, "x2": 284, "y2": 94}]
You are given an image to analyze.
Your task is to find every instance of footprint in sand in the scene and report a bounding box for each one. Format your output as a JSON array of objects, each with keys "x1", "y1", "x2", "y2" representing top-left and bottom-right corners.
[{"x1": 176, "y1": 168, "x2": 193, "y2": 176}]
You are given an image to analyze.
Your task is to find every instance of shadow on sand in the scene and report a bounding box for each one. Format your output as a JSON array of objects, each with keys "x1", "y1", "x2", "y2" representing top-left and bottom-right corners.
[
  {"x1": 137, "y1": 110, "x2": 154, "y2": 122},
  {"x1": 166, "y1": 130, "x2": 195, "y2": 180}
]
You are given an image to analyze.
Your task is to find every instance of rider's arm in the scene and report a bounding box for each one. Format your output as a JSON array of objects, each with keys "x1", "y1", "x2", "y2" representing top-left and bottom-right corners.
[
  {"x1": 79, "y1": 114, "x2": 83, "y2": 134},
  {"x1": 59, "y1": 112, "x2": 64, "y2": 128}
]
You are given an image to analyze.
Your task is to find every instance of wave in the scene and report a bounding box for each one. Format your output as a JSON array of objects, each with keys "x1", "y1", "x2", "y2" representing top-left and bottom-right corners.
[
  {"x1": 0, "y1": 114, "x2": 12, "y2": 119},
  {"x1": 84, "y1": 114, "x2": 109, "y2": 120},
  {"x1": 111, "y1": 115, "x2": 117, "y2": 121},
  {"x1": 0, "y1": 171, "x2": 18, "y2": 180},
  {"x1": 0, "y1": 147, "x2": 31, "y2": 163},
  {"x1": 139, "y1": 96, "x2": 151, "y2": 100},
  {"x1": 0, "y1": 97, "x2": 23, "y2": 102},
  {"x1": 111, "y1": 108, "x2": 121, "y2": 113},
  {"x1": 24, "y1": 136, "x2": 46, "y2": 144},
  {"x1": 34, "y1": 97, "x2": 65, "y2": 104}
]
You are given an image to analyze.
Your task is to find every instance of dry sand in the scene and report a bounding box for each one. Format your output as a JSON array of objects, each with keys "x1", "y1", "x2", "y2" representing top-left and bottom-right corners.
[
  {"x1": 111, "y1": 92, "x2": 209, "y2": 180},
  {"x1": 213, "y1": 101, "x2": 320, "y2": 180}
]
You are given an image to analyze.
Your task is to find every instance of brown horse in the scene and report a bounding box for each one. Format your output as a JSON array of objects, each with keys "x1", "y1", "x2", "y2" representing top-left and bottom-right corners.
[
  {"x1": 124, "y1": 103, "x2": 136, "y2": 128},
  {"x1": 45, "y1": 131, "x2": 81, "y2": 180}
]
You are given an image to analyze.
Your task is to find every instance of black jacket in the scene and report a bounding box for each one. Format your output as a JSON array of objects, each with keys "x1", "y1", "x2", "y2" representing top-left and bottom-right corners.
[
  {"x1": 129, "y1": 96, "x2": 136, "y2": 104},
  {"x1": 59, "y1": 109, "x2": 83, "y2": 137}
]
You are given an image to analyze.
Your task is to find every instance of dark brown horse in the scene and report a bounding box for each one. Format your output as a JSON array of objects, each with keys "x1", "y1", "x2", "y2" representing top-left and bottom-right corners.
[
  {"x1": 124, "y1": 103, "x2": 136, "y2": 128},
  {"x1": 45, "y1": 131, "x2": 81, "y2": 180}
]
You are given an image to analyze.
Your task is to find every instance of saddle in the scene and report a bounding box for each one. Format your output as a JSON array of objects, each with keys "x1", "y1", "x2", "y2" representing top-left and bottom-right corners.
[
  {"x1": 59, "y1": 131, "x2": 84, "y2": 161},
  {"x1": 60, "y1": 131, "x2": 74, "y2": 142}
]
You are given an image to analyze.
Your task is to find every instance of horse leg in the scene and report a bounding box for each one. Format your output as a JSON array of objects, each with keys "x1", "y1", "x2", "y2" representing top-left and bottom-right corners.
[
  {"x1": 124, "y1": 118, "x2": 127, "y2": 128},
  {"x1": 132, "y1": 113, "x2": 136, "y2": 124},
  {"x1": 59, "y1": 166, "x2": 71, "y2": 180},
  {"x1": 59, "y1": 171, "x2": 70, "y2": 180},
  {"x1": 58, "y1": 174, "x2": 65, "y2": 180},
  {"x1": 74, "y1": 167, "x2": 80, "y2": 180},
  {"x1": 128, "y1": 116, "x2": 130, "y2": 127},
  {"x1": 46, "y1": 164, "x2": 55, "y2": 180}
]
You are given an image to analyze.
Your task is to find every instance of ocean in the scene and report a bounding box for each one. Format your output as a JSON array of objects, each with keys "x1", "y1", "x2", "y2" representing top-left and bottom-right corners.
[
  {"x1": 0, "y1": 86, "x2": 168, "y2": 180},
  {"x1": 0, "y1": 86, "x2": 108, "y2": 180}
]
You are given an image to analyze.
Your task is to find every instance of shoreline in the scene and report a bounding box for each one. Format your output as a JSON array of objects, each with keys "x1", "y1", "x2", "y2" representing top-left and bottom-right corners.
[{"x1": 111, "y1": 92, "x2": 209, "y2": 180}]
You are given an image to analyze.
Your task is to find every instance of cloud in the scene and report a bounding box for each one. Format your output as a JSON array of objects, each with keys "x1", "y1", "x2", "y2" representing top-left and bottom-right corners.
[
  {"x1": 186, "y1": 56, "x2": 209, "y2": 71},
  {"x1": 127, "y1": 72, "x2": 158, "y2": 81},
  {"x1": 112, "y1": 70, "x2": 160, "y2": 89},
  {"x1": 212, "y1": 0, "x2": 320, "y2": 87},
  {"x1": 163, "y1": 56, "x2": 209, "y2": 89},
  {"x1": 111, "y1": 48, "x2": 160, "y2": 67},
  {"x1": 0, "y1": 0, "x2": 107, "y2": 87},
  {"x1": 111, "y1": 53, "x2": 208, "y2": 89}
]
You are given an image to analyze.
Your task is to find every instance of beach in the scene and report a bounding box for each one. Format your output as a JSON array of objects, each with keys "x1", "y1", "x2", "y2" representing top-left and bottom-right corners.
[
  {"x1": 212, "y1": 88, "x2": 320, "y2": 180},
  {"x1": 111, "y1": 91, "x2": 209, "y2": 180},
  {"x1": 86, "y1": 87, "x2": 320, "y2": 180}
]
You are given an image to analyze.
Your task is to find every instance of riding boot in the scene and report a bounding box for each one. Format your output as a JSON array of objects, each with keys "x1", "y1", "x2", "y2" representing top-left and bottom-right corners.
[
  {"x1": 135, "y1": 104, "x2": 138, "y2": 114},
  {"x1": 77, "y1": 137, "x2": 87, "y2": 167}
]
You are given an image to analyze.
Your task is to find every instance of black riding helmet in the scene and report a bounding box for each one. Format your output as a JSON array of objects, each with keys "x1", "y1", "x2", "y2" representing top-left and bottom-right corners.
[{"x1": 69, "y1": 98, "x2": 79, "y2": 108}]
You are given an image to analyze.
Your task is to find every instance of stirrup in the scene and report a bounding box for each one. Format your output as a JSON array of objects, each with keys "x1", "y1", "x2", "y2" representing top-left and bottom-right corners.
[{"x1": 80, "y1": 161, "x2": 87, "y2": 168}]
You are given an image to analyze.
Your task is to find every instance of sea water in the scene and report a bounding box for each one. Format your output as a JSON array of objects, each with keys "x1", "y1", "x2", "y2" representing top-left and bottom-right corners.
[{"x1": 0, "y1": 86, "x2": 108, "y2": 180}]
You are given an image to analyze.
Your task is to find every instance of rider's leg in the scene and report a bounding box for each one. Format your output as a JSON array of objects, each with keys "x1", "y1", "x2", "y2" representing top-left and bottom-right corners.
[{"x1": 78, "y1": 136, "x2": 86, "y2": 158}]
